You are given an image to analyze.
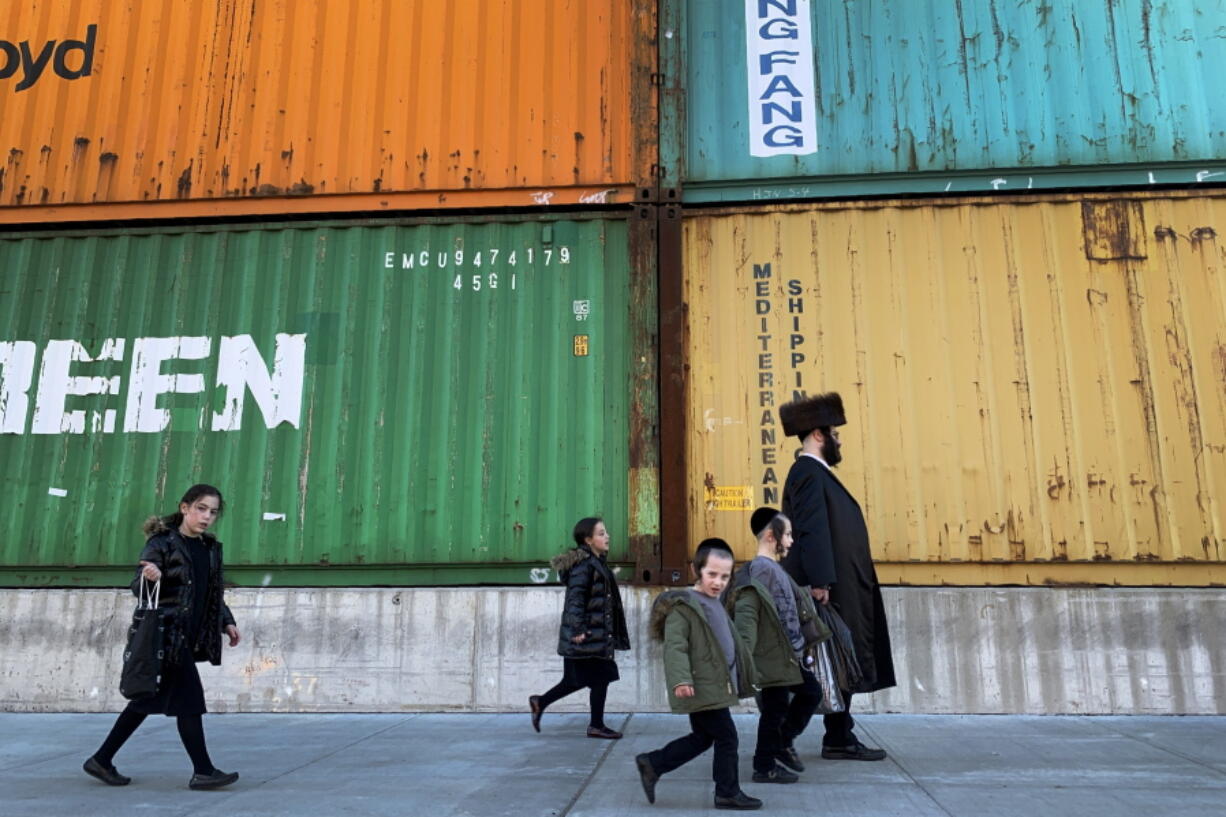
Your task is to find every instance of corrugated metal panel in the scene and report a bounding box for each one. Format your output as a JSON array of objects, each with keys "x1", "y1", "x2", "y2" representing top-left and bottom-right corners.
[
  {"x1": 682, "y1": 192, "x2": 1226, "y2": 585},
  {"x1": 0, "y1": 0, "x2": 656, "y2": 222},
  {"x1": 679, "y1": 0, "x2": 1226, "y2": 201},
  {"x1": 0, "y1": 215, "x2": 641, "y2": 585}
]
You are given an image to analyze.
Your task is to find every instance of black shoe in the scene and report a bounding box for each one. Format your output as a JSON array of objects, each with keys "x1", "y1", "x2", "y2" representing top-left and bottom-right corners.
[
  {"x1": 188, "y1": 769, "x2": 239, "y2": 790},
  {"x1": 635, "y1": 753, "x2": 658, "y2": 805},
  {"x1": 529, "y1": 695, "x2": 543, "y2": 733},
  {"x1": 751, "y1": 763, "x2": 799, "y2": 783},
  {"x1": 821, "y1": 740, "x2": 887, "y2": 761},
  {"x1": 586, "y1": 725, "x2": 623, "y2": 739},
  {"x1": 776, "y1": 746, "x2": 805, "y2": 773},
  {"x1": 83, "y1": 756, "x2": 130, "y2": 786},
  {"x1": 714, "y1": 791, "x2": 764, "y2": 810}
]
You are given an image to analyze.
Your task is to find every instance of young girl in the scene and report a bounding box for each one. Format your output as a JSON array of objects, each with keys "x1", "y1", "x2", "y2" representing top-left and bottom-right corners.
[
  {"x1": 84, "y1": 484, "x2": 242, "y2": 790},
  {"x1": 529, "y1": 517, "x2": 631, "y2": 738}
]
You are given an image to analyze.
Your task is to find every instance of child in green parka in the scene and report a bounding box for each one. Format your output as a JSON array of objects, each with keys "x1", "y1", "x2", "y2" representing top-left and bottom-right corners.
[
  {"x1": 733, "y1": 507, "x2": 830, "y2": 783},
  {"x1": 634, "y1": 540, "x2": 763, "y2": 811}
]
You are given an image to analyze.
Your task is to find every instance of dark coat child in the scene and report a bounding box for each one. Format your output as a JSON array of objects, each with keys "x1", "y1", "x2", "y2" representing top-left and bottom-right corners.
[
  {"x1": 529, "y1": 517, "x2": 630, "y2": 739},
  {"x1": 84, "y1": 484, "x2": 241, "y2": 791}
]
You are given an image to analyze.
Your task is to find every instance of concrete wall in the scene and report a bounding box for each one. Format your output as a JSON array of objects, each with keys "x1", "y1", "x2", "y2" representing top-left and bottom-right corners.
[{"x1": 2, "y1": 587, "x2": 1222, "y2": 714}]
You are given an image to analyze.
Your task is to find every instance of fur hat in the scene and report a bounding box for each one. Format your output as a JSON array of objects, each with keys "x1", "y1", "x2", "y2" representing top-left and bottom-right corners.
[
  {"x1": 750, "y1": 506, "x2": 779, "y2": 537},
  {"x1": 779, "y1": 391, "x2": 846, "y2": 438}
]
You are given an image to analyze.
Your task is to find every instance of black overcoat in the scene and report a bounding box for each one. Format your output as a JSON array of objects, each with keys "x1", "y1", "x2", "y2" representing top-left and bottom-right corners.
[{"x1": 781, "y1": 455, "x2": 896, "y2": 692}]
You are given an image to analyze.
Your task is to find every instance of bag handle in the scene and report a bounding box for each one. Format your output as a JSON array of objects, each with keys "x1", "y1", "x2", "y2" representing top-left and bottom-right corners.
[{"x1": 138, "y1": 576, "x2": 161, "y2": 610}]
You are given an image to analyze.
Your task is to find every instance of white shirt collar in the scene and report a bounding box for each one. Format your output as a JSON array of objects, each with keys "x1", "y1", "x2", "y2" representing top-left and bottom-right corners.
[{"x1": 800, "y1": 451, "x2": 831, "y2": 471}]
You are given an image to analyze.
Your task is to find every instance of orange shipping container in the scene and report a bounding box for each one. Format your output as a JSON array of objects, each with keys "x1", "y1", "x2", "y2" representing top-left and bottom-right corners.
[{"x1": 0, "y1": 0, "x2": 655, "y2": 223}]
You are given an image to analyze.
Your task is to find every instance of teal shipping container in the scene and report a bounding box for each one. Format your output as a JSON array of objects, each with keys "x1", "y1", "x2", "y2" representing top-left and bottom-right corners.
[
  {"x1": 664, "y1": 0, "x2": 1226, "y2": 202},
  {"x1": 0, "y1": 214, "x2": 658, "y2": 586}
]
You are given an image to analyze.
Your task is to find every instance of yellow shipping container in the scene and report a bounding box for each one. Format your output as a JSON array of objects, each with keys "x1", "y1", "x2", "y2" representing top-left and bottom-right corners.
[
  {"x1": 682, "y1": 192, "x2": 1226, "y2": 586},
  {"x1": 0, "y1": 0, "x2": 654, "y2": 223}
]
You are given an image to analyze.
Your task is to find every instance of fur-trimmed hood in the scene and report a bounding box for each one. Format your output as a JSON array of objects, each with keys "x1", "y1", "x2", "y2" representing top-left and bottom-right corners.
[
  {"x1": 650, "y1": 589, "x2": 691, "y2": 641},
  {"x1": 649, "y1": 588, "x2": 733, "y2": 642},
  {"x1": 142, "y1": 515, "x2": 218, "y2": 542},
  {"x1": 550, "y1": 544, "x2": 601, "y2": 580}
]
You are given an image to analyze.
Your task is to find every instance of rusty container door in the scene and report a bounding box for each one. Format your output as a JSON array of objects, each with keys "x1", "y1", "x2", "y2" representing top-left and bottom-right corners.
[
  {"x1": 0, "y1": 0, "x2": 656, "y2": 224},
  {"x1": 681, "y1": 193, "x2": 1226, "y2": 585}
]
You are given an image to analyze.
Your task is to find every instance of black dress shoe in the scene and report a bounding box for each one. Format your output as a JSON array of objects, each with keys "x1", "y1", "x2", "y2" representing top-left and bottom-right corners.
[
  {"x1": 776, "y1": 745, "x2": 804, "y2": 773},
  {"x1": 529, "y1": 695, "x2": 543, "y2": 733},
  {"x1": 83, "y1": 756, "x2": 130, "y2": 786},
  {"x1": 635, "y1": 753, "x2": 658, "y2": 804},
  {"x1": 714, "y1": 791, "x2": 763, "y2": 810},
  {"x1": 821, "y1": 740, "x2": 887, "y2": 761},
  {"x1": 188, "y1": 769, "x2": 239, "y2": 790},
  {"x1": 586, "y1": 725, "x2": 623, "y2": 739}
]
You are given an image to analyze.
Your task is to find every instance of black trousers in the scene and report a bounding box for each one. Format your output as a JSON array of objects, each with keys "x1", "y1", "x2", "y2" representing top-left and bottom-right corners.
[
  {"x1": 754, "y1": 668, "x2": 821, "y2": 772},
  {"x1": 645, "y1": 707, "x2": 739, "y2": 798},
  {"x1": 823, "y1": 688, "x2": 857, "y2": 747}
]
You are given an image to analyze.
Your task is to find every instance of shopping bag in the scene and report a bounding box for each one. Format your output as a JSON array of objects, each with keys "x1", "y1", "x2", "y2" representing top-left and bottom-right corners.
[
  {"x1": 815, "y1": 603, "x2": 865, "y2": 694},
  {"x1": 119, "y1": 578, "x2": 166, "y2": 700},
  {"x1": 811, "y1": 640, "x2": 844, "y2": 714}
]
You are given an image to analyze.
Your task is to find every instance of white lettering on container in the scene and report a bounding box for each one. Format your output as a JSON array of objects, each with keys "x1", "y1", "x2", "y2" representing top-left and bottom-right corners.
[
  {"x1": 745, "y1": 0, "x2": 817, "y2": 157},
  {"x1": 0, "y1": 334, "x2": 307, "y2": 435}
]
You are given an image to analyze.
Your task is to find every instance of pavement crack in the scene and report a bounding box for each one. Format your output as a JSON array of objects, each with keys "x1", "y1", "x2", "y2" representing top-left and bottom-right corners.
[
  {"x1": 244, "y1": 714, "x2": 419, "y2": 788},
  {"x1": 556, "y1": 712, "x2": 632, "y2": 817}
]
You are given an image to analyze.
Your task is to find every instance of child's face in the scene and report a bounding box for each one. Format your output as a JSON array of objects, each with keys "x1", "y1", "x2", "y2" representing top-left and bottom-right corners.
[
  {"x1": 695, "y1": 553, "x2": 733, "y2": 598},
  {"x1": 586, "y1": 522, "x2": 610, "y2": 554},
  {"x1": 777, "y1": 520, "x2": 793, "y2": 558}
]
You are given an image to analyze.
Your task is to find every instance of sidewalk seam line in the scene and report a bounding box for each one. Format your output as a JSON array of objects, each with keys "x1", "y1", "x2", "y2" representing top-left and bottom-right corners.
[
  {"x1": 859, "y1": 722, "x2": 959, "y2": 817},
  {"x1": 557, "y1": 712, "x2": 632, "y2": 817},
  {"x1": 240, "y1": 714, "x2": 419, "y2": 790},
  {"x1": 1081, "y1": 718, "x2": 1226, "y2": 780}
]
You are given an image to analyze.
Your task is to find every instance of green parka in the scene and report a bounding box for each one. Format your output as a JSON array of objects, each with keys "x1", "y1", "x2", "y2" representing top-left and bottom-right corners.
[
  {"x1": 731, "y1": 577, "x2": 803, "y2": 689},
  {"x1": 649, "y1": 589, "x2": 756, "y2": 714},
  {"x1": 731, "y1": 561, "x2": 831, "y2": 690}
]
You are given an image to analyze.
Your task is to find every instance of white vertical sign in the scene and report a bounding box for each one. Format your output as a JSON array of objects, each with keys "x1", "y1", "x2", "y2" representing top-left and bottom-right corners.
[{"x1": 745, "y1": 0, "x2": 817, "y2": 157}]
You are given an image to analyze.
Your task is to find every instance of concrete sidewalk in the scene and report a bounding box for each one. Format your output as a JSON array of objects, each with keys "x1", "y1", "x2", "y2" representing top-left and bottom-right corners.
[{"x1": 2, "y1": 713, "x2": 1224, "y2": 816}]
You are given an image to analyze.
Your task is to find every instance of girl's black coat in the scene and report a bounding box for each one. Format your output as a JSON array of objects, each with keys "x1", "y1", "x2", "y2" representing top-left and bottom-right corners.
[
  {"x1": 552, "y1": 544, "x2": 631, "y2": 659},
  {"x1": 130, "y1": 517, "x2": 237, "y2": 666}
]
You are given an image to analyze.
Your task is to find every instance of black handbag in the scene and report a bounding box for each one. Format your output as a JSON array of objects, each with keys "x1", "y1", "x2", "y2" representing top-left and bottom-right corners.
[{"x1": 119, "y1": 578, "x2": 167, "y2": 700}]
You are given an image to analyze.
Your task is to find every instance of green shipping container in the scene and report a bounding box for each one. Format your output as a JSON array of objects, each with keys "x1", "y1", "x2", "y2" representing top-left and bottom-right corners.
[{"x1": 0, "y1": 214, "x2": 658, "y2": 586}]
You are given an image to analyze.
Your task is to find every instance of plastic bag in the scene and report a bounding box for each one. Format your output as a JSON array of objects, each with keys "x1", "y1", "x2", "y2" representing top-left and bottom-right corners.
[
  {"x1": 815, "y1": 603, "x2": 864, "y2": 694},
  {"x1": 811, "y1": 640, "x2": 844, "y2": 714}
]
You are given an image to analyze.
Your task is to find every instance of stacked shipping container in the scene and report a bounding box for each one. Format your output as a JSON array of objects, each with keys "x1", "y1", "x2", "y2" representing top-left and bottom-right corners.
[
  {"x1": 0, "y1": 0, "x2": 660, "y2": 586},
  {"x1": 4, "y1": 0, "x2": 1226, "y2": 588},
  {"x1": 659, "y1": 0, "x2": 1226, "y2": 586}
]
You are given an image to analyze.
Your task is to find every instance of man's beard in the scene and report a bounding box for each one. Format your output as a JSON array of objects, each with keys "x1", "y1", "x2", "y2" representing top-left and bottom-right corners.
[{"x1": 822, "y1": 435, "x2": 843, "y2": 467}]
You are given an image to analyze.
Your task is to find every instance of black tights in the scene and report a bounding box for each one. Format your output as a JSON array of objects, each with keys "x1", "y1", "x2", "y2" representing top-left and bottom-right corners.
[
  {"x1": 93, "y1": 706, "x2": 215, "y2": 775},
  {"x1": 537, "y1": 680, "x2": 609, "y2": 729}
]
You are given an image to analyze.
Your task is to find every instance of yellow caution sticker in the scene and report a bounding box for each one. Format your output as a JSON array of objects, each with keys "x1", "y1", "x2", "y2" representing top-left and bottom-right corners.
[
  {"x1": 573, "y1": 335, "x2": 590, "y2": 356},
  {"x1": 704, "y1": 485, "x2": 753, "y2": 511}
]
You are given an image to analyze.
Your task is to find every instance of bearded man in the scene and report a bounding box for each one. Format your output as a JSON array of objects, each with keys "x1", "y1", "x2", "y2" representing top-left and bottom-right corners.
[{"x1": 778, "y1": 392, "x2": 895, "y2": 761}]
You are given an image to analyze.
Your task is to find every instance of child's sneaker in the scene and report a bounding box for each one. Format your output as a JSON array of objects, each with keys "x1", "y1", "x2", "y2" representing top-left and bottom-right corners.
[
  {"x1": 751, "y1": 763, "x2": 799, "y2": 784},
  {"x1": 776, "y1": 745, "x2": 804, "y2": 773}
]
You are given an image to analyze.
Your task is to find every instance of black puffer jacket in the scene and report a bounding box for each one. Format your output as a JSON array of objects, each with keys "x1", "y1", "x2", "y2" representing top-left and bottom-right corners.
[
  {"x1": 552, "y1": 544, "x2": 630, "y2": 659},
  {"x1": 130, "y1": 517, "x2": 237, "y2": 666}
]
